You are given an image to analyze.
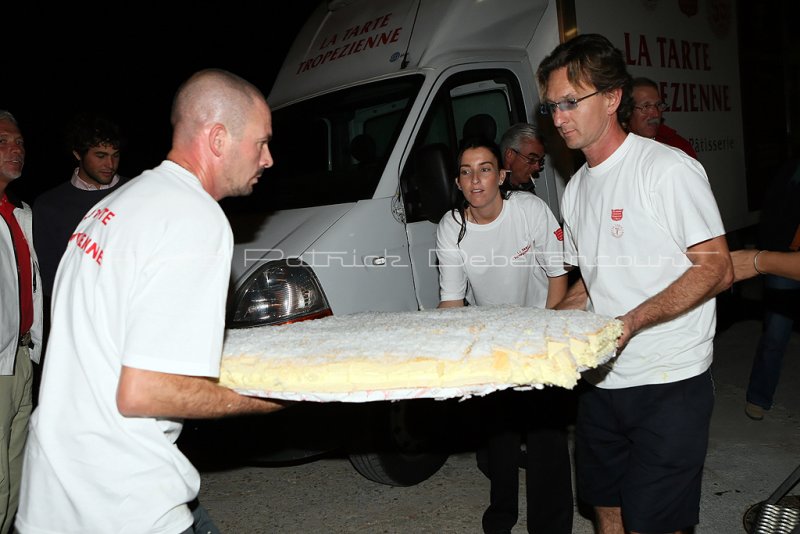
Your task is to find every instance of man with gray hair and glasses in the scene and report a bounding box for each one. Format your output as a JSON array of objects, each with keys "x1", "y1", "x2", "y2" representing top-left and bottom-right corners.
[
  {"x1": 628, "y1": 76, "x2": 697, "y2": 158},
  {"x1": 499, "y1": 122, "x2": 546, "y2": 193},
  {"x1": 0, "y1": 110, "x2": 42, "y2": 534}
]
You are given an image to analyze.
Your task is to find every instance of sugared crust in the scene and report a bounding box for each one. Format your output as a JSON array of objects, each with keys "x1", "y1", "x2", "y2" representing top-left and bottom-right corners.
[{"x1": 220, "y1": 306, "x2": 623, "y2": 398}]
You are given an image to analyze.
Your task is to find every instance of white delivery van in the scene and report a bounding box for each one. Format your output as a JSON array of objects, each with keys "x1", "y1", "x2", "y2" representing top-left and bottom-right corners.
[
  {"x1": 221, "y1": 0, "x2": 566, "y2": 486},
  {"x1": 221, "y1": 0, "x2": 749, "y2": 486}
]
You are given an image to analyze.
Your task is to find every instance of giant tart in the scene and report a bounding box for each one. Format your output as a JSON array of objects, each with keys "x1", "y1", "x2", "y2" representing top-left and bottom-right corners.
[{"x1": 219, "y1": 306, "x2": 623, "y2": 400}]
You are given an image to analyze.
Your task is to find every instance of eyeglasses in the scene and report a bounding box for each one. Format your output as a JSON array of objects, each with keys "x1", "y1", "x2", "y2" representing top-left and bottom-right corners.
[
  {"x1": 511, "y1": 148, "x2": 545, "y2": 167},
  {"x1": 539, "y1": 91, "x2": 600, "y2": 115},
  {"x1": 633, "y1": 101, "x2": 668, "y2": 113}
]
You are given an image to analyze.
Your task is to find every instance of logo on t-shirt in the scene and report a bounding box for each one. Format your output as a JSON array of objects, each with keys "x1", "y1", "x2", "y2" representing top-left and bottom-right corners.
[
  {"x1": 611, "y1": 209, "x2": 624, "y2": 221},
  {"x1": 513, "y1": 243, "x2": 531, "y2": 259},
  {"x1": 554, "y1": 228, "x2": 564, "y2": 241}
]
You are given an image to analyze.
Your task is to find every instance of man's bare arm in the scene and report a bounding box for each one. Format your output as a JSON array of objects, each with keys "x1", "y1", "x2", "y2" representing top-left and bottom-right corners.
[
  {"x1": 545, "y1": 273, "x2": 569, "y2": 309},
  {"x1": 555, "y1": 277, "x2": 589, "y2": 310},
  {"x1": 117, "y1": 366, "x2": 290, "y2": 419},
  {"x1": 438, "y1": 299, "x2": 465, "y2": 308},
  {"x1": 731, "y1": 249, "x2": 800, "y2": 282},
  {"x1": 618, "y1": 235, "x2": 733, "y2": 349}
]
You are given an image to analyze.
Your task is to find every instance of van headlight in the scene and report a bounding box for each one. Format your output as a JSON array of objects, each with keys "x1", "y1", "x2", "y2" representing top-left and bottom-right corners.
[{"x1": 228, "y1": 259, "x2": 332, "y2": 327}]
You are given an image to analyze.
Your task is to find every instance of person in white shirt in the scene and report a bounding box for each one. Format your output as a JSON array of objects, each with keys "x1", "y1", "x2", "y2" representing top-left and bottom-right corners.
[
  {"x1": 537, "y1": 34, "x2": 733, "y2": 534},
  {"x1": 436, "y1": 137, "x2": 570, "y2": 533},
  {"x1": 18, "y1": 69, "x2": 288, "y2": 534}
]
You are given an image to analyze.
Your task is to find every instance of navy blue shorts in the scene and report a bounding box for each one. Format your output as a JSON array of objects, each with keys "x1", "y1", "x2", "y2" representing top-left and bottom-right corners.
[{"x1": 575, "y1": 370, "x2": 714, "y2": 533}]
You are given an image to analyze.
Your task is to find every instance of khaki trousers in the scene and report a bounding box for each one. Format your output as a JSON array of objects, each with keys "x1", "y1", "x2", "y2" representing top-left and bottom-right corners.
[{"x1": 0, "y1": 346, "x2": 32, "y2": 534}]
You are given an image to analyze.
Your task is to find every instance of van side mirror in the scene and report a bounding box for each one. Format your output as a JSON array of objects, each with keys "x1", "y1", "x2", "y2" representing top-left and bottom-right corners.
[{"x1": 415, "y1": 143, "x2": 455, "y2": 224}]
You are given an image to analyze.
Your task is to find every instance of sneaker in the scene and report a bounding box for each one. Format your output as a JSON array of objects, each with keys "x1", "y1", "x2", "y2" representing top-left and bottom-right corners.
[{"x1": 745, "y1": 402, "x2": 765, "y2": 420}]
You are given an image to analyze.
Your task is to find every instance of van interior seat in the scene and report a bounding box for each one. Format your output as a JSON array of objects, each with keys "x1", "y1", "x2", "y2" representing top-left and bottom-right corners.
[
  {"x1": 348, "y1": 133, "x2": 383, "y2": 200},
  {"x1": 350, "y1": 134, "x2": 377, "y2": 164},
  {"x1": 461, "y1": 113, "x2": 498, "y2": 144},
  {"x1": 415, "y1": 143, "x2": 455, "y2": 223}
]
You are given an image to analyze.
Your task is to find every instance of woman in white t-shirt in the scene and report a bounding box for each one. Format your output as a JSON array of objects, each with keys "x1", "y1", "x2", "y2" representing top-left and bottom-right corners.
[
  {"x1": 435, "y1": 138, "x2": 572, "y2": 533},
  {"x1": 436, "y1": 138, "x2": 567, "y2": 309}
]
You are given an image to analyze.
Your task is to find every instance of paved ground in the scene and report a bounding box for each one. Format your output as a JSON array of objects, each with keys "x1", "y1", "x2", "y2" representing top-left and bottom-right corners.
[{"x1": 185, "y1": 280, "x2": 800, "y2": 533}]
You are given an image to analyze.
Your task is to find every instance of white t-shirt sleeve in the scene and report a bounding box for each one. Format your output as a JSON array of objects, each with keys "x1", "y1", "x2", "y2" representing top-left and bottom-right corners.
[
  {"x1": 649, "y1": 158, "x2": 726, "y2": 251},
  {"x1": 436, "y1": 211, "x2": 468, "y2": 303},
  {"x1": 527, "y1": 196, "x2": 567, "y2": 278},
  {"x1": 559, "y1": 180, "x2": 581, "y2": 268},
  {"x1": 123, "y1": 213, "x2": 232, "y2": 378}
]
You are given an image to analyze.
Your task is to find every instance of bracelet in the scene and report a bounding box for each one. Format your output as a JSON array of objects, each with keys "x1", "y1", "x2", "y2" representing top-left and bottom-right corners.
[{"x1": 753, "y1": 250, "x2": 766, "y2": 275}]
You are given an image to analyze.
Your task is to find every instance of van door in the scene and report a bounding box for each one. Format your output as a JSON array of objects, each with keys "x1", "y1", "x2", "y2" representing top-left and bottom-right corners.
[{"x1": 400, "y1": 66, "x2": 531, "y2": 310}]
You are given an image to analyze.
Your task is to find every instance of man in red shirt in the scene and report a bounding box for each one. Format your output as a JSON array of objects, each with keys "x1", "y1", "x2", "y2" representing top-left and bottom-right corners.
[
  {"x1": 0, "y1": 110, "x2": 42, "y2": 534},
  {"x1": 628, "y1": 77, "x2": 698, "y2": 159}
]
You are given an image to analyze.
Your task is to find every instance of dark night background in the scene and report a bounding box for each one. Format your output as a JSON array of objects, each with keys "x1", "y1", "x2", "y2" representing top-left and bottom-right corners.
[
  {"x1": 3, "y1": 1, "x2": 798, "y2": 212},
  {"x1": 2, "y1": 1, "x2": 323, "y2": 205}
]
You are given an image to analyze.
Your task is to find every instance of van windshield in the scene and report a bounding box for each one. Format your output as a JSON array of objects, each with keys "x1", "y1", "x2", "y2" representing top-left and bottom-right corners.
[{"x1": 220, "y1": 75, "x2": 424, "y2": 214}]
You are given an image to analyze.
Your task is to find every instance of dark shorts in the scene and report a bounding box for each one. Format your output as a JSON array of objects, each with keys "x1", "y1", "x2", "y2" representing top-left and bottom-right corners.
[{"x1": 575, "y1": 370, "x2": 714, "y2": 533}]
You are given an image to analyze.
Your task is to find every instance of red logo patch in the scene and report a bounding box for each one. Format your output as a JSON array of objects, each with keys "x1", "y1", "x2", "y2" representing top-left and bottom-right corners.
[
  {"x1": 611, "y1": 209, "x2": 623, "y2": 221},
  {"x1": 554, "y1": 228, "x2": 563, "y2": 241}
]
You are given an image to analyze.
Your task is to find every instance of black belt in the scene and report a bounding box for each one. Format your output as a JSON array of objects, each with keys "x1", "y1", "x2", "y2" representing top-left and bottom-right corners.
[{"x1": 18, "y1": 331, "x2": 31, "y2": 348}]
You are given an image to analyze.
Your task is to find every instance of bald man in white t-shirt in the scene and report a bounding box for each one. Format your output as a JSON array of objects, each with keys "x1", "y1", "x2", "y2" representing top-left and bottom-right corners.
[{"x1": 19, "y1": 69, "x2": 288, "y2": 534}]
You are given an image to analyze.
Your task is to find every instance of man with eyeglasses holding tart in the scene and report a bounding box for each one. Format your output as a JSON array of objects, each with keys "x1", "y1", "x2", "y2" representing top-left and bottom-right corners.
[
  {"x1": 499, "y1": 122, "x2": 547, "y2": 193},
  {"x1": 538, "y1": 34, "x2": 732, "y2": 534},
  {"x1": 628, "y1": 76, "x2": 698, "y2": 159}
]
